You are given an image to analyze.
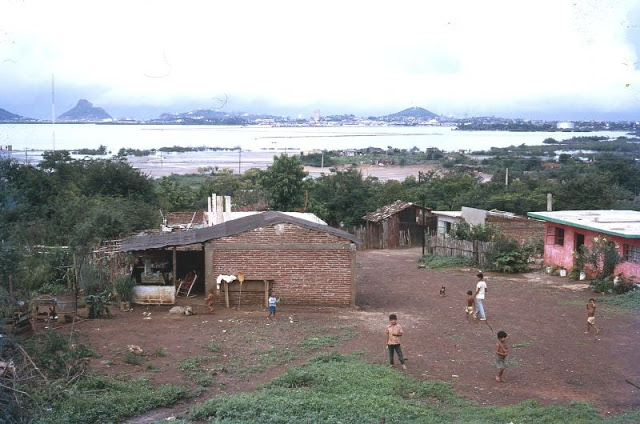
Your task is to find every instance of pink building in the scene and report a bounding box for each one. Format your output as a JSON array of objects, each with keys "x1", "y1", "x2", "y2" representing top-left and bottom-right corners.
[{"x1": 528, "y1": 210, "x2": 640, "y2": 280}]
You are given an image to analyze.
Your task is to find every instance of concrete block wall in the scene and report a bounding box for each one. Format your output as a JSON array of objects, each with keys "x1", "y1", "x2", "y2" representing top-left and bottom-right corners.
[{"x1": 208, "y1": 223, "x2": 355, "y2": 307}]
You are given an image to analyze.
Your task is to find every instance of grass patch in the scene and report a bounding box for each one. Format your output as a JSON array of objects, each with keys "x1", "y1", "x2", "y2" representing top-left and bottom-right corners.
[
  {"x1": 418, "y1": 254, "x2": 476, "y2": 269},
  {"x1": 300, "y1": 326, "x2": 357, "y2": 354},
  {"x1": 123, "y1": 351, "x2": 143, "y2": 366},
  {"x1": 177, "y1": 355, "x2": 216, "y2": 371},
  {"x1": 33, "y1": 376, "x2": 188, "y2": 424},
  {"x1": 190, "y1": 351, "x2": 639, "y2": 423},
  {"x1": 205, "y1": 340, "x2": 222, "y2": 353},
  {"x1": 236, "y1": 347, "x2": 297, "y2": 376},
  {"x1": 190, "y1": 371, "x2": 213, "y2": 387},
  {"x1": 599, "y1": 290, "x2": 640, "y2": 311},
  {"x1": 152, "y1": 347, "x2": 167, "y2": 357}
]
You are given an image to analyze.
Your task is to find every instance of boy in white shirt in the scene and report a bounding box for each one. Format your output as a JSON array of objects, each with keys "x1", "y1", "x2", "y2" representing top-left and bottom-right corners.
[{"x1": 473, "y1": 272, "x2": 488, "y2": 321}]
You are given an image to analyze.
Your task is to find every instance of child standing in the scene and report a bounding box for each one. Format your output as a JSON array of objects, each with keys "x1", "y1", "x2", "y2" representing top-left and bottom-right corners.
[
  {"x1": 385, "y1": 313, "x2": 407, "y2": 370},
  {"x1": 585, "y1": 298, "x2": 601, "y2": 335},
  {"x1": 495, "y1": 330, "x2": 508, "y2": 382},
  {"x1": 473, "y1": 272, "x2": 488, "y2": 322},
  {"x1": 267, "y1": 291, "x2": 277, "y2": 319},
  {"x1": 464, "y1": 290, "x2": 475, "y2": 322}
]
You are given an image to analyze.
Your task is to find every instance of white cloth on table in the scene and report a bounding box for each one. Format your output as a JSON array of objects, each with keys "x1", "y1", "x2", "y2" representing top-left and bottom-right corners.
[{"x1": 216, "y1": 274, "x2": 237, "y2": 290}]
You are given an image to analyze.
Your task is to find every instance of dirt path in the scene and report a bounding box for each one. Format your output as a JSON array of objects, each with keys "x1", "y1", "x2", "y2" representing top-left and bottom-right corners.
[{"x1": 72, "y1": 248, "x2": 639, "y2": 422}]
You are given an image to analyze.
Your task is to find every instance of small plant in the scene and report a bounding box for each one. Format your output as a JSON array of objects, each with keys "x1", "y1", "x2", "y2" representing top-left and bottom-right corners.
[
  {"x1": 177, "y1": 355, "x2": 215, "y2": 371},
  {"x1": 190, "y1": 371, "x2": 213, "y2": 387},
  {"x1": 123, "y1": 351, "x2": 143, "y2": 366},
  {"x1": 206, "y1": 340, "x2": 222, "y2": 353},
  {"x1": 152, "y1": 347, "x2": 168, "y2": 357},
  {"x1": 86, "y1": 290, "x2": 113, "y2": 319},
  {"x1": 113, "y1": 276, "x2": 135, "y2": 303}
]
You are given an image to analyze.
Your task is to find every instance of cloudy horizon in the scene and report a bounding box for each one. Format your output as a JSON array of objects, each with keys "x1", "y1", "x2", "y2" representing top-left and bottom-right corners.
[{"x1": 2, "y1": 0, "x2": 639, "y2": 121}]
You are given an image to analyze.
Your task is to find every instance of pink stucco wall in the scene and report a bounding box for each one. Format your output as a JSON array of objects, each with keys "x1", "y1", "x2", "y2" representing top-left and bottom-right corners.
[{"x1": 543, "y1": 222, "x2": 640, "y2": 279}]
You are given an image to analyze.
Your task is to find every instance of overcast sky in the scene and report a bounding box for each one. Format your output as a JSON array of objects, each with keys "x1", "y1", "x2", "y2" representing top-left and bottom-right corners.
[{"x1": 1, "y1": 0, "x2": 639, "y2": 120}]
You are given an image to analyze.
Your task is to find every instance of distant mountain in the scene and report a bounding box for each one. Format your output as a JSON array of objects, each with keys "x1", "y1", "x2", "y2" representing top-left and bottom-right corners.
[
  {"x1": 57, "y1": 99, "x2": 112, "y2": 122},
  {"x1": 0, "y1": 107, "x2": 24, "y2": 122},
  {"x1": 384, "y1": 107, "x2": 439, "y2": 121}
]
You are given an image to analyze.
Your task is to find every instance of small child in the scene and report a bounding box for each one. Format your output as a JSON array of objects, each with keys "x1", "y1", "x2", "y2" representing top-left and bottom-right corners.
[
  {"x1": 464, "y1": 290, "x2": 475, "y2": 322},
  {"x1": 267, "y1": 291, "x2": 277, "y2": 319},
  {"x1": 385, "y1": 313, "x2": 407, "y2": 370},
  {"x1": 495, "y1": 330, "x2": 508, "y2": 382},
  {"x1": 205, "y1": 288, "x2": 215, "y2": 313},
  {"x1": 585, "y1": 298, "x2": 601, "y2": 335}
]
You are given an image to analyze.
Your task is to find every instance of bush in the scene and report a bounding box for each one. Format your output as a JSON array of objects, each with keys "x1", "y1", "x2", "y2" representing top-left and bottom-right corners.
[{"x1": 485, "y1": 238, "x2": 533, "y2": 273}]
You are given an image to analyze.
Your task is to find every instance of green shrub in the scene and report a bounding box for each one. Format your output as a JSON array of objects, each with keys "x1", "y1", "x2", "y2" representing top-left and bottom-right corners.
[
  {"x1": 418, "y1": 254, "x2": 475, "y2": 269},
  {"x1": 113, "y1": 276, "x2": 135, "y2": 302},
  {"x1": 485, "y1": 237, "x2": 532, "y2": 273},
  {"x1": 123, "y1": 351, "x2": 143, "y2": 366}
]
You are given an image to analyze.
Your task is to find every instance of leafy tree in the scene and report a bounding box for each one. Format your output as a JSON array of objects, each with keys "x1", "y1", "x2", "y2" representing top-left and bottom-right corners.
[
  {"x1": 308, "y1": 168, "x2": 377, "y2": 227},
  {"x1": 258, "y1": 154, "x2": 307, "y2": 211}
]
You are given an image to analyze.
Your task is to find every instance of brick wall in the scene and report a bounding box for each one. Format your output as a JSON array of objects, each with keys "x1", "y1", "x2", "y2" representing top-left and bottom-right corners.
[
  {"x1": 207, "y1": 223, "x2": 356, "y2": 307},
  {"x1": 486, "y1": 216, "x2": 544, "y2": 244}
]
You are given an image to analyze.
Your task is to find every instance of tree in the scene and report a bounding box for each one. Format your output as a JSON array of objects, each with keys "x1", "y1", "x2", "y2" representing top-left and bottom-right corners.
[
  {"x1": 258, "y1": 154, "x2": 307, "y2": 211},
  {"x1": 308, "y1": 168, "x2": 377, "y2": 227}
]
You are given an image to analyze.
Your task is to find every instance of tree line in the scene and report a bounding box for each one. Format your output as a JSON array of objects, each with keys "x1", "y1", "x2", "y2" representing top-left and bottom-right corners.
[{"x1": 2, "y1": 145, "x2": 640, "y2": 299}]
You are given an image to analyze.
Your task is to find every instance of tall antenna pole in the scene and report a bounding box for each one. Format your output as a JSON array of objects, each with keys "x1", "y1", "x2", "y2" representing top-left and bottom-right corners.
[{"x1": 51, "y1": 74, "x2": 56, "y2": 151}]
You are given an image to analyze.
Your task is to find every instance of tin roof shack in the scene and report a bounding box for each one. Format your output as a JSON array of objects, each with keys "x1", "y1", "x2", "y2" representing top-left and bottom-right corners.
[
  {"x1": 121, "y1": 211, "x2": 360, "y2": 307},
  {"x1": 362, "y1": 200, "x2": 435, "y2": 249},
  {"x1": 527, "y1": 210, "x2": 640, "y2": 280}
]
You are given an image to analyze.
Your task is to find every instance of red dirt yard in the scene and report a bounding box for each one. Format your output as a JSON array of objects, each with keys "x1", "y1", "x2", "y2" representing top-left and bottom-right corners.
[{"x1": 74, "y1": 247, "x2": 640, "y2": 422}]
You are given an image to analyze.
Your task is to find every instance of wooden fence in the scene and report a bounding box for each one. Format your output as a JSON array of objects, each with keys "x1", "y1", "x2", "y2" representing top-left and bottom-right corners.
[{"x1": 425, "y1": 234, "x2": 493, "y2": 265}]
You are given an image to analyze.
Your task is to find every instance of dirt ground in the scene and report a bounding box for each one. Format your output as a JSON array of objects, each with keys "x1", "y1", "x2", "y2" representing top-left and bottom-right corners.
[{"x1": 67, "y1": 247, "x2": 639, "y2": 422}]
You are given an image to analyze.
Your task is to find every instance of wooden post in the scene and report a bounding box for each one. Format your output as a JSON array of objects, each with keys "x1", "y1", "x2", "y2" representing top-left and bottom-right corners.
[
  {"x1": 264, "y1": 279, "x2": 269, "y2": 307},
  {"x1": 224, "y1": 281, "x2": 230, "y2": 308},
  {"x1": 172, "y1": 247, "x2": 177, "y2": 286}
]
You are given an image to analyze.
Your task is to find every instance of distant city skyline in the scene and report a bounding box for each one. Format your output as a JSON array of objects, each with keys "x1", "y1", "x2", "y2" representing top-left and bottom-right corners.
[{"x1": 1, "y1": 0, "x2": 639, "y2": 121}]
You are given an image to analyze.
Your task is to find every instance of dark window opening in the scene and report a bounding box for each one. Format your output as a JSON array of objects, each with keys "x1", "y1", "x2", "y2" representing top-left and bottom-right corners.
[{"x1": 554, "y1": 228, "x2": 564, "y2": 246}]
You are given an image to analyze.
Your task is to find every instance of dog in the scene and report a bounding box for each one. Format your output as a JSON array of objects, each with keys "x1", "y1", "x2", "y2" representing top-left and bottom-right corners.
[{"x1": 439, "y1": 286, "x2": 446, "y2": 297}]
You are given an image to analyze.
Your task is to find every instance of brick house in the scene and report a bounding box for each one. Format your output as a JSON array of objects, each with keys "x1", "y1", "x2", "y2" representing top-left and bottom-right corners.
[
  {"x1": 431, "y1": 207, "x2": 543, "y2": 244},
  {"x1": 362, "y1": 200, "x2": 436, "y2": 249},
  {"x1": 121, "y1": 211, "x2": 360, "y2": 307},
  {"x1": 527, "y1": 210, "x2": 640, "y2": 279}
]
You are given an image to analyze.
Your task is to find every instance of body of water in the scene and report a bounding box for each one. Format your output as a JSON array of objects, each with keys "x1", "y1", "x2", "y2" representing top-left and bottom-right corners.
[{"x1": 0, "y1": 124, "x2": 629, "y2": 177}]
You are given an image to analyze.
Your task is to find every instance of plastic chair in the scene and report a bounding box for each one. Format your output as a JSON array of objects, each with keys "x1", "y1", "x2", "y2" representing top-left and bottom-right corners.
[{"x1": 176, "y1": 273, "x2": 197, "y2": 297}]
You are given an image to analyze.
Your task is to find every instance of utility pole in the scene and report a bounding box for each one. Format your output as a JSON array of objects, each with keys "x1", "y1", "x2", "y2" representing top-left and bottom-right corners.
[
  {"x1": 419, "y1": 171, "x2": 426, "y2": 256},
  {"x1": 51, "y1": 74, "x2": 56, "y2": 151},
  {"x1": 238, "y1": 147, "x2": 242, "y2": 174}
]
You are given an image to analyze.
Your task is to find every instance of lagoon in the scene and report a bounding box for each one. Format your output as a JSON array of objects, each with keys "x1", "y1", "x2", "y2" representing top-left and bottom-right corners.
[{"x1": 0, "y1": 124, "x2": 628, "y2": 177}]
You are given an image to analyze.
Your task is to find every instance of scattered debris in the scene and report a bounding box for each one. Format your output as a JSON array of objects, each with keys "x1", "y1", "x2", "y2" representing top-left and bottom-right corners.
[{"x1": 127, "y1": 345, "x2": 144, "y2": 355}]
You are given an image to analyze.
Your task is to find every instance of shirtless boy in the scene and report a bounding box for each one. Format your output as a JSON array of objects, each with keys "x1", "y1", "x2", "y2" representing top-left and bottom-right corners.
[
  {"x1": 585, "y1": 298, "x2": 601, "y2": 335},
  {"x1": 495, "y1": 330, "x2": 508, "y2": 382}
]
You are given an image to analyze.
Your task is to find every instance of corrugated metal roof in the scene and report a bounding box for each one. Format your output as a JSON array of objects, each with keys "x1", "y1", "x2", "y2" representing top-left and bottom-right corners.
[
  {"x1": 362, "y1": 200, "x2": 430, "y2": 223},
  {"x1": 121, "y1": 211, "x2": 360, "y2": 252},
  {"x1": 527, "y1": 210, "x2": 640, "y2": 239}
]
